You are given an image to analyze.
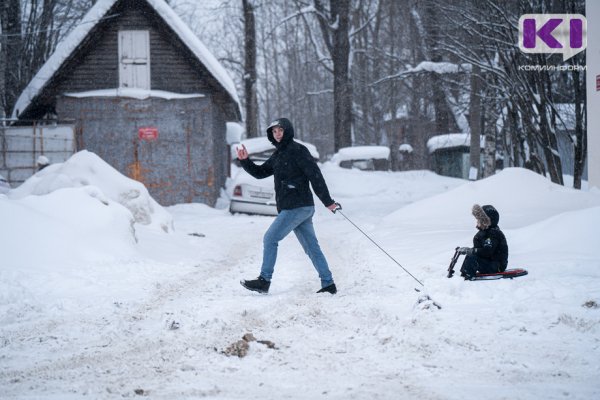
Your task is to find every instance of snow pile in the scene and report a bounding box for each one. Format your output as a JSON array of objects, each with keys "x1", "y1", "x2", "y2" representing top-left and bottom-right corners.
[
  {"x1": 0, "y1": 186, "x2": 137, "y2": 268},
  {"x1": 383, "y1": 168, "x2": 599, "y2": 230},
  {"x1": 330, "y1": 146, "x2": 391, "y2": 164},
  {"x1": 0, "y1": 186, "x2": 140, "y2": 319},
  {"x1": 9, "y1": 150, "x2": 174, "y2": 232},
  {"x1": 510, "y1": 205, "x2": 600, "y2": 261}
]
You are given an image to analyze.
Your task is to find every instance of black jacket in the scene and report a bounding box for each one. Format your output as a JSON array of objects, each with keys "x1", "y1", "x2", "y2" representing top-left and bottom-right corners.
[
  {"x1": 240, "y1": 118, "x2": 334, "y2": 212},
  {"x1": 472, "y1": 220, "x2": 509, "y2": 271}
]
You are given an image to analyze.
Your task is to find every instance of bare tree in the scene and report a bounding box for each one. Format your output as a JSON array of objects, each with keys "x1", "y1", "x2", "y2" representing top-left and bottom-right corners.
[
  {"x1": 242, "y1": 0, "x2": 258, "y2": 137},
  {"x1": 468, "y1": 63, "x2": 482, "y2": 180},
  {"x1": 1, "y1": 0, "x2": 93, "y2": 119},
  {"x1": 313, "y1": 0, "x2": 352, "y2": 151},
  {"x1": 1, "y1": 0, "x2": 22, "y2": 118},
  {"x1": 431, "y1": 0, "x2": 585, "y2": 185}
]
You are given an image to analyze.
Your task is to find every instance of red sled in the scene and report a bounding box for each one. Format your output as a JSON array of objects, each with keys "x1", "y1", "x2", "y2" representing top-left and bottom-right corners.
[{"x1": 472, "y1": 268, "x2": 528, "y2": 281}]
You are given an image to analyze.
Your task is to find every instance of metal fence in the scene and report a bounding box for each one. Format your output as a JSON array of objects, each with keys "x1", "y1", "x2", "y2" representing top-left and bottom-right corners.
[{"x1": 0, "y1": 122, "x2": 76, "y2": 187}]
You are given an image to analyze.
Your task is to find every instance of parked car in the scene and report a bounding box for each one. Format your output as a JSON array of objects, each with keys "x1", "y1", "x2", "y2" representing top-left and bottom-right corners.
[
  {"x1": 229, "y1": 167, "x2": 278, "y2": 216},
  {"x1": 229, "y1": 137, "x2": 319, "y2": 216},
  {"x1": 330, "y1": 146, "x2": 391, "y2": 171},
  {"x1": 0, "y1": 174, "x2": 11, "y2": 194}
]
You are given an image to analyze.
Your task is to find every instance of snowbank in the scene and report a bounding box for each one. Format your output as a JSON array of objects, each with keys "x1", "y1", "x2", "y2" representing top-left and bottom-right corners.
[
  {"x1": 9, "y1": 150, "x2": 174, "y2": 232},
  {"x1": 0, "y1": 186, "x2": 137, "y2": 267},
  {"x1": 384, "y1": 168, "x2": 600, "y2": 231},
  {"x1": 0, "y1": 186, "x2": 140, "y2": 319}
]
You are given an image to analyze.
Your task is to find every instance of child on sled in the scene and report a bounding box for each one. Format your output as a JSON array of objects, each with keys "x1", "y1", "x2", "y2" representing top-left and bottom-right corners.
[{"x1": 457, "y1": 204, "x2": 509, "y2": 280}]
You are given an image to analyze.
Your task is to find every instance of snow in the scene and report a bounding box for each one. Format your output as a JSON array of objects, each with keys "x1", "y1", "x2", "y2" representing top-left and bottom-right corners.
[
  {"x1": 226, "y1": 122, "x2": 245, "y2": 145},
  {"x1": 383, "y1": 105, "x2": 408, "y2": 121},
  {"x1": 399, "y1": 143, "x2": 414, "y2": 153},
  {"x1": 408, "y1": 61, "x2": 471, "y2": 74},
  {"x1": 1, "y1": 160, "x2": 600, "y2": 399},
  {"x1": 12, "y1": 0, "x2": 239, "y2": 119},
  {"x1": 554, "y1": 103, "x2": 581, "y2": 131},
  {"x1": 427, "y1": 133, "x2": 485, "y2": 154},
  {"x1": 8, "y1": 150, "x2": 173, "y2": 233},
  {"x1": 64, "y1": 88, "x2": 205, "y2": 100},
  {"x1": 330, "y1": 146, "x2": 391, "y2": 163}
]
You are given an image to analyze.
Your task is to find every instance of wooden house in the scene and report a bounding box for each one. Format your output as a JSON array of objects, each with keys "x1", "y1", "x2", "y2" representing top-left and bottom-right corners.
[{"x1": 12, "y1": 0, "x2": 241, "y2": 206}]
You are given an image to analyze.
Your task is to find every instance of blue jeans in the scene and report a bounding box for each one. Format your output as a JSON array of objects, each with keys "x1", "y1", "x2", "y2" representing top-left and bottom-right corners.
[{"x1": 260, "y1": 206, "x2": 334, "y2": 288}]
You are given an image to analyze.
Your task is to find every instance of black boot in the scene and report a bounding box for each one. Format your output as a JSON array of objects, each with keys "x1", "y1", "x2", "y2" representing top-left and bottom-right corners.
[
  {"x1": 317, "y1": 283, "x2": 337, "y2": 294},
  {"x1": 240, "y1": 276, "x2": 270, "y2": 294}
]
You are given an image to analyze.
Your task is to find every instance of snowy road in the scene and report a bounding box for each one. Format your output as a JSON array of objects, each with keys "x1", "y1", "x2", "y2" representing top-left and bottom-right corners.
[{"x1": 1, "y1": 167, "x2": 600, "y2": 399}]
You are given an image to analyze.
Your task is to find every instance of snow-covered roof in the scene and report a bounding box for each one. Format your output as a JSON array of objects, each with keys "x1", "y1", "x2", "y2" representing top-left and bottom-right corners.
[
  {"x1": 12, "y1": 0, "x2": 240, "y2": 119},
  {"x1": 427, "y1": 133, "x2": 485, "y2": 154},
  {"x1": 330, "y1": 146, "x2": 391, "y2": 164},
  {"x1": 64, "y1": 88, "x2": 205, "y2": 100},
  {"x1": 226, "y1": 122, "x2": 245, "y2": 145},
  {"x1": 399, "y1": 144, "x2": 414, "y2": 153}
]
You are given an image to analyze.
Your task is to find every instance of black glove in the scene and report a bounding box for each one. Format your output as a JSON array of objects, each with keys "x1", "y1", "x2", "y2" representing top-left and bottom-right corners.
[{"x1": 458, "y1": 247, "x2": 473, "y2": 256}]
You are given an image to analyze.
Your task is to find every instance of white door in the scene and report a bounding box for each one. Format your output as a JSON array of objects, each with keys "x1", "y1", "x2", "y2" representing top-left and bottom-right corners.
[{"x1": 118, "y1": 30, "x2": 150, "y2": 89}]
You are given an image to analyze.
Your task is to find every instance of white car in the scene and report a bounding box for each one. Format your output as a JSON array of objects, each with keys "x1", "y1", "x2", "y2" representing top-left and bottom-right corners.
[
  {"x1": 229, "y1": 137, "x2": 319, "y2": 216},
  {"x1": 0, "y1": 174, "x2": 10, "y2": 195},
  {"x1": 229, "y1": 167, "x2": 278, "y2": 216}
]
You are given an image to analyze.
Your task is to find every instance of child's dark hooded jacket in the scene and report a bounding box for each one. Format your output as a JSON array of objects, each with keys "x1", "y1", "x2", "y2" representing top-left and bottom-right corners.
[
  {"x1": 240, "y1": 118, "x2": 334, "y2": 213},
  {"x1": 471, "y1": 204, "x2": 509, "y2": 271}
]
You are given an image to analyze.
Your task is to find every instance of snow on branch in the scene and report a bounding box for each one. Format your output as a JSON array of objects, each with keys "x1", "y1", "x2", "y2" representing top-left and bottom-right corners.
[{"x1": 372, "y1": 61, "x2": 471, "y2": 86}]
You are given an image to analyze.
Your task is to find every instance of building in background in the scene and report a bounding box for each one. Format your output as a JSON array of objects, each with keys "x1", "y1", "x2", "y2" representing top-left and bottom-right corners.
[{"x1": 10, "y1": 0, "x2": 240, "y2": 206}]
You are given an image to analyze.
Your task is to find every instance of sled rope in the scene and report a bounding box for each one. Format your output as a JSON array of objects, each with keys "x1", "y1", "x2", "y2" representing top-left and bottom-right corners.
[{"x1": 335, "y1": 208, "x2": 424, "y2": 287}]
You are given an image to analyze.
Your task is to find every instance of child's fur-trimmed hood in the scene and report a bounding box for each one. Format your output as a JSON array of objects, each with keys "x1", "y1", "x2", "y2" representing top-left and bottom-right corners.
[{"x1": 472, "y1": 204, "x2": 500, "y2": 229}]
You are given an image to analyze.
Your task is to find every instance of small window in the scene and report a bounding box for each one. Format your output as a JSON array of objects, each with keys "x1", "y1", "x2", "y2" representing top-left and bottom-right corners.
[{"x1": 118, "y1": 30, "x2": 150, "y2": 89}]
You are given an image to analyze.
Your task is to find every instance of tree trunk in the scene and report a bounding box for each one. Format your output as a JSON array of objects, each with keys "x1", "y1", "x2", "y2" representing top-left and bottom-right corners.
[
  {"x1": 242, "y1": 0, "x2": 258, "y2": 137},
  {"x1": 331, "y1": 0, "x2": 352, "y2": 151},
  {"x1": 313, "y1": 0, "x2": 352, "y2": 151},
  {"x1": 572, "y1": 69, "x2": 586, "y2": 189},
  {"x1": 1, "y1": 0, "x2": 21, "y2": 118},
  {"x1": 468, "y1": 64, "x2": 482, "y2": 180}
]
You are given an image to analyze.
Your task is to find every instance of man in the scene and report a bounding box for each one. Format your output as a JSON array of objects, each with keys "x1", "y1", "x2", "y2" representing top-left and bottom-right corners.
[
  {"x1": 237, "y1": 118, "x2": 339, "y2": 294},
  {"x1": 458, "y1": 204, "x2": 509, "y2": 280}
]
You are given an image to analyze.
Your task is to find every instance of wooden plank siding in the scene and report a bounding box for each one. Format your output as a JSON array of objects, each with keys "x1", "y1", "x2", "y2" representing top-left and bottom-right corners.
[
  {"x1": 15, "y1": 0, "x2": 239, "y2": 206},
  {"x1": 27, "y1": 0, "x2": 236, "y2": 120}
]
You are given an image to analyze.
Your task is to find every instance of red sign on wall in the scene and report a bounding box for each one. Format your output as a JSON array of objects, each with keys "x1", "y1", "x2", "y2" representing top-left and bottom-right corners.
[
  {"x1": 138, "y1": 127, "x2": 158, "y2": 140},
  {"x1": 596, "y1": 75, "x2": 600, "y2": 92}
]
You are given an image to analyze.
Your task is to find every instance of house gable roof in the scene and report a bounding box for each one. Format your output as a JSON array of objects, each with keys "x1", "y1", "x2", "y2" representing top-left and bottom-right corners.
[{"x1": 12, "y1": 0, "x2": 240, "y2": 119}]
